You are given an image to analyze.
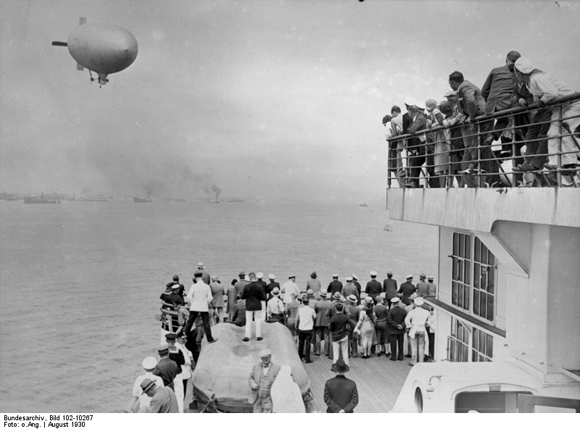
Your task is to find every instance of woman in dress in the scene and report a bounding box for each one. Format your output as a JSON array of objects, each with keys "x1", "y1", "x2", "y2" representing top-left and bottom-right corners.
[{"x1": 355, "y1": 297, "x2": 376, "y2": 358}]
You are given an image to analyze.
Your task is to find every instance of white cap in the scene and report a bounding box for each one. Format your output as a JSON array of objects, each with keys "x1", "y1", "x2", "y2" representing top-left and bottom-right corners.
[
  {"x1": 256, "y1": 272, "x2": 264, "y2": 279},
  {"x1": 345, "y1": 276, "x2": 353, "y2": 282},
  {"x1": 406, "y1": 274, "x2": 413, "y2": 279},
  {"x1": 414, "y1": 297, "x2": 425, "y2": 306},
  {"x1": 404, "y1": 96, "x2": 418, "y2": 107},
  {"x1": 332, "y1": 274, "x2": 339, "y2": 278},
  {"x1": 370, "y1": 271, "x2": 377, "y2": 276},
  {"x1": 268, "y1": 273, "x2": 276, "y2": 280},
  {"x1": 352, "y1": 274, "x2": 358, "y2": 280},
  {"x1": 142, "y1": 356, "x2": 157, "y2": 370},
  {"x1": 197, "y1": 262, "x2": 204, "y2": 268},
  {"x1": 515, "y1": 57, "x2": 534, "y2": 74},
  {"x1": 258, "y1": 349, "x2": 272, "y2": 358},
  {"x1": 416, "y1": 100, "x2": 426, "y2": 110}
]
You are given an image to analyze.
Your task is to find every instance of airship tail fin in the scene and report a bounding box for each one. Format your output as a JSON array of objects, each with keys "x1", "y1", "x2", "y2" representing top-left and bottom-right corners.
[
  {"x1": 79, "y1": 17, "x2": 86, "y2": 25},
  {"x1": 76, "y1": 63, "x2": 84, "y2": 71},
  {"x1": 52, "y1": 41, "x2": 67, "y2": 47}
]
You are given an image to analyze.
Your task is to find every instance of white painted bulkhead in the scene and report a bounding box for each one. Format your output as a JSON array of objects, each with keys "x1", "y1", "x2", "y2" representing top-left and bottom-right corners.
[{"x1": 387, "y1": 188, "x2": 580, "y2": 412}]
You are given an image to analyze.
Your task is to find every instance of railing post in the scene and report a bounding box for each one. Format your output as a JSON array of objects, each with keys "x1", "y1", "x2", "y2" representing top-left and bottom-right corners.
[{"x1": 556, "y1": 105, "x2": 563, "y2": 187}]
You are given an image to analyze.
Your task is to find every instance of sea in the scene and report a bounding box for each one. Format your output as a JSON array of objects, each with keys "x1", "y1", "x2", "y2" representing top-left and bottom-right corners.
[{"x1": 0, "y1": 199, "x2": 437, "y2": 412}]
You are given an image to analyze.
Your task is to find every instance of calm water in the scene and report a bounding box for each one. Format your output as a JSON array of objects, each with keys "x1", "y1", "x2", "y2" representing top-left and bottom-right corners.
[{"x1": 0, "y1": 200, "x2": 437, "y2": 412}]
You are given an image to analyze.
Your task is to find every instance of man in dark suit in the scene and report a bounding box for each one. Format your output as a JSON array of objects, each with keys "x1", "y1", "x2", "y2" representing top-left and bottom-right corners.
[
  {"x1": 327, "y1": 274, "x2": 343, "y2": 295},
  {"x1": 449, "y1": 71, "x2": 493, "y2": 184},
  {"x1": 387, "y1": 298, "x2": 407, "y2": 361},
  {"x1": 153, "y1": 345, "x2": 180, "y2": 390},
  {"x1": 324, "y1": 358, "x2": 358, "y2": 413},
  {"x1": 383, "y1": 272, "x2": 398, "y2": 307},
  {"x1": 365, "y1": 271, "x2": 382, "y2": 300},
  {"x1": 266, "y1": 274, "x2": 280, "y2": 301},
  {"x1": 398, "y1": 274, "x2": 417, "y2": 305},
  {"x1": 242, "y1": 272, "x2": 267, "y2": 341},
  {"x1": 481, "y1": 51, "x2": 521, "y2": 149}
]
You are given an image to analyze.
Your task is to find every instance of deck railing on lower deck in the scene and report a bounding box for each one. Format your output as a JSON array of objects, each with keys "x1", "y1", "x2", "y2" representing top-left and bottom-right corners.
[{"x1": 387, "y1": 92, "x2": 580, "y2": 189}]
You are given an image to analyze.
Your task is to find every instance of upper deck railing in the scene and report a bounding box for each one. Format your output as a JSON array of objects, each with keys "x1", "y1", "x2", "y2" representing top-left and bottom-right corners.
[{"x1": 386, "y1": 93, "x2": 580, "y2": 189}]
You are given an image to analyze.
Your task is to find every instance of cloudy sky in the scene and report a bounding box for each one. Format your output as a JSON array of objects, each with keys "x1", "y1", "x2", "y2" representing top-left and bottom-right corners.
[{"x1": 1, "y1": 0, "x2": 579, "y2": 202}]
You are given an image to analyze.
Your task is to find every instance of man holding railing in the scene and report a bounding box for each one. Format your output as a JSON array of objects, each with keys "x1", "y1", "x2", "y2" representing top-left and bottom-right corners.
[
  {"x1": 513, "y1": 57, "x2": 580, "y2": 179},
  {"x1": 449, "y1": 71, "x2": 494, "y2": 187}
]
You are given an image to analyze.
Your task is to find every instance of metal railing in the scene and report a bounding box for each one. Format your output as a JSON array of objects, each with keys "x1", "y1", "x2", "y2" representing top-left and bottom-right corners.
[{"x1": 386, "y1": 92, "x2": 580, "y2": 189}]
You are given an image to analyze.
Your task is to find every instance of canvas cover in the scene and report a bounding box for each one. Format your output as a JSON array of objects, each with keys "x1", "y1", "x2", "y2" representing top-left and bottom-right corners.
[{"x1": 192, "y1": 322, "x2": 310, "y2": 412}]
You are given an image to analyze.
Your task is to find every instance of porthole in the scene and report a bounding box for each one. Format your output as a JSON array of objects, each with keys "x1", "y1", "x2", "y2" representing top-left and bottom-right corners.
[{"x1": 414, "y1": 387, "x2": 424, "y2": 413}]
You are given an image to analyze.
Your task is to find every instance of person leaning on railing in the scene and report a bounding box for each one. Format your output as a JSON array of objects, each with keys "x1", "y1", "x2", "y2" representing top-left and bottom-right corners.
[
  {"x1": 442, "y1": 90, "x2": 466, "y2": 187},
  {"x1": 448, "y1": 71, "x2": 495, "y2": 187},
  {"x1": 405, "y1": 104, "x2": 428, "y2": 188},
  {"x1": 425, "y1": 99, "x2": 450, "y2": 188},
  {"x1": 512, "y1": 57, "x2": 580, "y2": 182}
]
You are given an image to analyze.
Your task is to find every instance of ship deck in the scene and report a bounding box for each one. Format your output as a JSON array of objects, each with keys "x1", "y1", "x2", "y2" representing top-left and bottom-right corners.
[
  {"x1": 184, "y1": 351, "x2": 412, "y2": 413},
  {"x1": 303, "y1": 353, "x2": 412, "y2": 413}
]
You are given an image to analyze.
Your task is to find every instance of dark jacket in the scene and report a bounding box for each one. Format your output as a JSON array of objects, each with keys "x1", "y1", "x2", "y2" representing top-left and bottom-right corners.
[
  {"x1": 365, "y1": 280, "x2": 382, "y2": 298},
  {"x1": 383, "y1": 278, "x2": 398, "y2": 301},
  {"x1": 398, "y1": 281, "x2": 417, "y2": 305},
  {"x1": 153, "y1": 356, "x2": 180, "y2": 387},
  {"x1": 457, "y1": 80, "x2": 486, "y2": 121},
  {"x1": 242, "y1": 281, "x2": 266, "y2": 311},
  {"x1": 329, "y1": 313, "x2": 353, "y2": 342},
  {"x1": 324, "y1": 375, "x2": 358, "y2": 413},
  {"x1": 314, "y1": 299, "x2": 333, "y2": 327},
  {"x1": 327, "y1": 280, "x2": 343, "y2": 295},
  {"x1": 481, "y1": 65, "x2": 514, "y2": 114},
  {"x1": 387, "y1": 306, "x2": 407, "y2": 334}
]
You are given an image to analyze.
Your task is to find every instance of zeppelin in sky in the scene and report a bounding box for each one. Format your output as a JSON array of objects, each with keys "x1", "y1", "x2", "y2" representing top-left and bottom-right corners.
[{"x1": 52, "y1": 18, "x2": 138, "y2": 86}]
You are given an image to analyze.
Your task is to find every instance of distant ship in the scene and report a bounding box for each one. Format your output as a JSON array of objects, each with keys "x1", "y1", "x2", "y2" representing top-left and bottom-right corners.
[
  {"x1": 5, "y1": 196, "x2": 19, "y2": 201},
  {"x1": 227, "y1": 198, "x2": 245, "y2": 203},
  {"x1": 133, "y1": 197, "x2": 152, "y2": 203},
  {"x1": 359, "y1": 202, "x2": 368, "y2": 207},
  {"x1": 24, "y1": 196, "x2": 59, "y2": 204}
]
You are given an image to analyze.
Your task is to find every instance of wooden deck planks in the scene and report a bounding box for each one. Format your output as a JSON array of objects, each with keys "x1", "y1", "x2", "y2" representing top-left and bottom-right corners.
[{"x1": 303, "y1": 353, "x2": 412, "y2": 413}]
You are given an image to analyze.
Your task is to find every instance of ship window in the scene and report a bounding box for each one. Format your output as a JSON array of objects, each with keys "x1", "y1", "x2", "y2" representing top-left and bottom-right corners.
[
  {"x1": 473, "y1": 238, "x2": 496, "y2": 322},
  {"x1": 452, "y1": 233, "x2": 471, "y2": 311},
  {"x1": 472, "y1": 328, "x2": 493, "y2": 362},
  {"x1": 448, "y1": 317, "x2": 470, "y2": 362},
  {"x1": 451, "y1": 234, "x2": 497, "y2": 322}
]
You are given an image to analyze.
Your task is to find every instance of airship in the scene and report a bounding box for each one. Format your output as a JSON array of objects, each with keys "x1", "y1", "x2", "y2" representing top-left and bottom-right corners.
[{"x1": 52, "y1": 18, "x2": 138, "y2": 86}]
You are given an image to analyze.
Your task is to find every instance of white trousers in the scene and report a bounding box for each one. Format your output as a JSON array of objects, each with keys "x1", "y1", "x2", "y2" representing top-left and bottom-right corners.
[
  {"x1": 245, "y1": 311, "x2": 262, "y2": 339},
  {"x1": 547, "y1": 101, "x2": 580, "y2": 166}
]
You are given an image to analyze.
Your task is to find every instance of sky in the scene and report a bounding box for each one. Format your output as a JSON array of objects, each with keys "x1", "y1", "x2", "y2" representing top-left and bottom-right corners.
[{"x1": 1, "y1": 0, "x2": 579, "y2": 203}]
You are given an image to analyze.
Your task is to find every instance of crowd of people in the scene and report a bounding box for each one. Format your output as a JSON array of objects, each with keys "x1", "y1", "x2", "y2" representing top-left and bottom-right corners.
[
  {"x1": 128, "y1": 262, "x2": 438, "y2": 413},
  {"x1": 384, "y1": 52, "x2": 580, "y2": 188}
]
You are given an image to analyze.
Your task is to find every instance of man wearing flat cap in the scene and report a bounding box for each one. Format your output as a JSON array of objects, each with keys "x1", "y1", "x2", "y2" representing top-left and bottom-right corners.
[
  {"x1": 323, "y1": 358, "x2": 358, "y2": 413},
  {"x1": 140, "y1": 378, "x2": 179, "y2": 413},
  {"x1": 249, "y1": 349, "x2": 281, "y2": 413},
  {"x1": 513, "y1": 56, "x2": 580, "y2": 175},
  {"x1": 235, "y1": 271, "x2": 249, "y2": 297}
]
